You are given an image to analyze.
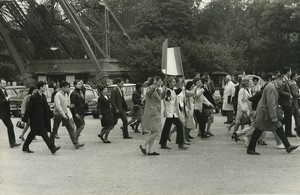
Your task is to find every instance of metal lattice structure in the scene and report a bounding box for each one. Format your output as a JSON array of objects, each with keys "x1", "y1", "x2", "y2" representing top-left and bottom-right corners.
[{"x1": 0, "y1": 0, "x2": 131, "y2": 74}]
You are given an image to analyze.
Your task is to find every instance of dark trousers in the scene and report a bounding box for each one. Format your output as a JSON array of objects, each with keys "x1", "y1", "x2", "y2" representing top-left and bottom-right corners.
[
  {"x1": 23, "y1": 129, "x2": 54, "y2": 151},
  {"x1": 225, "y1": 111, "x2": 234, "y2": 123},
  {"x1": 159, "y1": 117, "x2": 184, "y2": 146},
  {"x1": 1, "y1": 117, "x2": 16, "y2": 145},
  {"x1": 51, "y1": 115, "x2": 77, "y2": 145},
  {"x1": 115, "y1": 110, "x2": 129, "y2": 138},
  {"x1": 282, "y1": 106, "x2": 293, "y2": 136},
  {"x1": 248, "y1": 126, "x2": 290, "y2": 152},
  {"x1": 194, "y1": 110, "x2": 208, "y2": 136}
]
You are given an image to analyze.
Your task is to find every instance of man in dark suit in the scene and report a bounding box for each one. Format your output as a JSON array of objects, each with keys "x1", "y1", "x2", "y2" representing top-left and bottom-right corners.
[
  {"x1": 22, "y1": 81, "x2": 60, "y2": 154},
  {"x1": 0, "y1": 78, "x2": 21, "y2": 148},
  {"x1": 279, "y1": 67, "x2": 295, "y2": 137},
  {"x1": 110, "y1": 79, "x2": 132, "y2": 139}
]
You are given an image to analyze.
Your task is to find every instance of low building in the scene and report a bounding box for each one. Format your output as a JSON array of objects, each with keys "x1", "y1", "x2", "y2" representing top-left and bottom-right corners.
[{"x1": 26, "y1": 58, "x2": 132, "y2": 86}]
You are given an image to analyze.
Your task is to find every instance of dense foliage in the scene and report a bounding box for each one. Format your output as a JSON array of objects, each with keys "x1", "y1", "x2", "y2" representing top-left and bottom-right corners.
[
  {"x1": 1, "y1": 0, "x2": 300, "y2": 81},
  {"x1": 109, "y1": 0, "x2": 300, "y2": 80}
]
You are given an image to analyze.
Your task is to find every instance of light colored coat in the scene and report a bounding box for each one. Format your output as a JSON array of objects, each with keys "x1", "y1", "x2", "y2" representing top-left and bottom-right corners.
[
  {"x1": 141, "y1": 85, "x2": 162, "y2": 132},
  {"x1": 21, "y1": 94, "x2": 31, "y2": 115},
  {"x1": 253, "y1": 82, "x2": 282, "y2": 132},
  {"x1": 235, "y1": 88, "x2": 251, "y2": 122},
  {"x1": 222, "y1": 81, "x2": 235, "y2": 111},
  {"x1": 185, "y1": 90, "x2": 196, "y2": 129}
]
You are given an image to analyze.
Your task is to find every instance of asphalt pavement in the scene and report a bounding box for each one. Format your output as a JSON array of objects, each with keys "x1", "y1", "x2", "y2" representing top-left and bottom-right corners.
[{"x1": 0, "y1": 114, "x2": 300, "y2": 195}]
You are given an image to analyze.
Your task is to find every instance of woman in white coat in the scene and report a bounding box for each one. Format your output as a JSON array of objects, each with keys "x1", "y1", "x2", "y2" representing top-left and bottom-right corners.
[{"x1": 231, "y1": 77, "x2": 251, "y2": 141}]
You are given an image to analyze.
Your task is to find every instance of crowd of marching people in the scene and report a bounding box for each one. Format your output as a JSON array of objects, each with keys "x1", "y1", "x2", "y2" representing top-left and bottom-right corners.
[
  {"x1": 223, "y1": 67, "x2": 299, "y2": 155},
  {"x1": 0, "y1": 66, "x2": 299, "y2": 156}
]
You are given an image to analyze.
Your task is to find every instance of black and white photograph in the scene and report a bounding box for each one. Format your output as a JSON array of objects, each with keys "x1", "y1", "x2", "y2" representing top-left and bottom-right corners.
[{"x1": 0, "y1": 0, "x2": 300, "y2": 194}]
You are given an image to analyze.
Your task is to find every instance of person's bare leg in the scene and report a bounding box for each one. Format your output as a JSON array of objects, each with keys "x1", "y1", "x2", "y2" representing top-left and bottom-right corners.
[
  {"x1": 147, "y1": 132, "x2": 159, "y2": 153},
  {"x1": 104, "y1": 126, "x2": 113, "y2": 141}
]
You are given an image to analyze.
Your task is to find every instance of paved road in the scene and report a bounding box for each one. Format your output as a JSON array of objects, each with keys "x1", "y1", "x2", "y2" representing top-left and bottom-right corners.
[{"x1": 0, "y1": 114, "x2": 299, "y2": 195}]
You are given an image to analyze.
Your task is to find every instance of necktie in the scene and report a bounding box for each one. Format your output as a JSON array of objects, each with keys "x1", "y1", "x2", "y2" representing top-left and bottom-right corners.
[{"x1": 4, "y1": 90, "x2": 8, "y2": 97}]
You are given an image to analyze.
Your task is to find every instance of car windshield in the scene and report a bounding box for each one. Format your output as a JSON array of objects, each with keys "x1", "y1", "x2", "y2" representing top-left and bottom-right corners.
[
  {"x1": 14, "y1": 88, "x2": 25, "y2": 94},
  {"x1": 17, "y1": 89, "x2": 29, "y2": 99},
  {"x1": 107, "y1": 85, "x2": 136, "y2": 96},
  {"x1": 5, "y1": 89, "x2": 17, "y2": 97},
  {"x1": 70, "y1": 87, "x2": 98, "y2": 100},
  {"x1": 126, "y1": 86, "x2": 134, "y2": 95},
  {"x1": 85, "y1": 89, "x2": 97, "y2": 100}
]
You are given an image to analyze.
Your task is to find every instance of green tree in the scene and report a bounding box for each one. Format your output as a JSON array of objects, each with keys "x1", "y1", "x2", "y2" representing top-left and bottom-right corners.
[
  {"x1": 118, "y1": 37, "x2": 165, "y2": 82},
  {"x1": 134, "y1": 0, "x2": 197, "y2": 39},
  {"x1": 0, "y1": 64, "x2": 18, "y2": 82}
]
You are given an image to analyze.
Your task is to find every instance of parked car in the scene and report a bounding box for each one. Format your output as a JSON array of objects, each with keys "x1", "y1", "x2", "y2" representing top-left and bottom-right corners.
[
  {"x1": 9, "y1": 88, "x2": 28, "y2": 117},
  {"x1": 86, "y1": 83, "x2": 138, "y2": 119},
  {"x1": 5, "y1": 86, "x2": 26, "y2": 98},
  {"x1": 9, "y1": 87, "x2": 54, "y2": 117},
  {"x1": 70, "y1": 87, "x2": 99, "y2": 117}
]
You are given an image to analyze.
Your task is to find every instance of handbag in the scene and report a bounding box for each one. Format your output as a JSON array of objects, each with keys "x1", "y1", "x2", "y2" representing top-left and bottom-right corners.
[
  {"x1": 240, "y1": 112, "x2": 251, "y2": 125},
  {"x1": 16, "y1": 119, "x2": 25, "y2": 129}
]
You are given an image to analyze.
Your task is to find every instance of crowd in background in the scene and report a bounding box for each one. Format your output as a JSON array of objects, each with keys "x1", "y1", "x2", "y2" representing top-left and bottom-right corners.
[{"x1": 0, "y1": 66, "x2": 299, "y2": 156}]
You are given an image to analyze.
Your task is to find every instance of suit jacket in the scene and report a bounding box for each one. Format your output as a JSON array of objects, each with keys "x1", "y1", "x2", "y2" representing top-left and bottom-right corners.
[
  {"x1": 23, "y1": 92, "x2": 52, "y2": 135},
  {"x1": 203, "y1": 88, "x2": 215, "y2": 109},
  {"x1": 110, "y1": 87, "x2": 127, "y2": 113},
  {"x1": 289, "y1": 80, "x2": 300, "y2": 109},
  {"x1": 279, "y1": 77, "x2": 292, "y2": 107},
  {"x1": 0, "y1": 89, "x2": 10, "y2": 118}
]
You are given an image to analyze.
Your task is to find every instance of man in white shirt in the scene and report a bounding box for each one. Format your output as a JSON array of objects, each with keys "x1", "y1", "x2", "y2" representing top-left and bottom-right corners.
[
  {"x1": 193, "y1": 78, "x2": 214, "y2": 138},
  {"x1": 51, "y1": 81, "x2": 84, "y2": 149}
]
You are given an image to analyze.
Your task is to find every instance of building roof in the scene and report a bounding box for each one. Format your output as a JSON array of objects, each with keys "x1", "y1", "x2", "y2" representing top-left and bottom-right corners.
[{"x1": 26, "y1": 59, "x2": 131, "y2": 74}]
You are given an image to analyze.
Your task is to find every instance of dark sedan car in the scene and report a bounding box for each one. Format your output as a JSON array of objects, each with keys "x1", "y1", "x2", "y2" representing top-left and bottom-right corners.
[
  {"x1": 9, "y1": 88, "x2": 28, "y2": 117},
  {"x1": 9, "y1": 88, "x2": 54, "y2": 117}
]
